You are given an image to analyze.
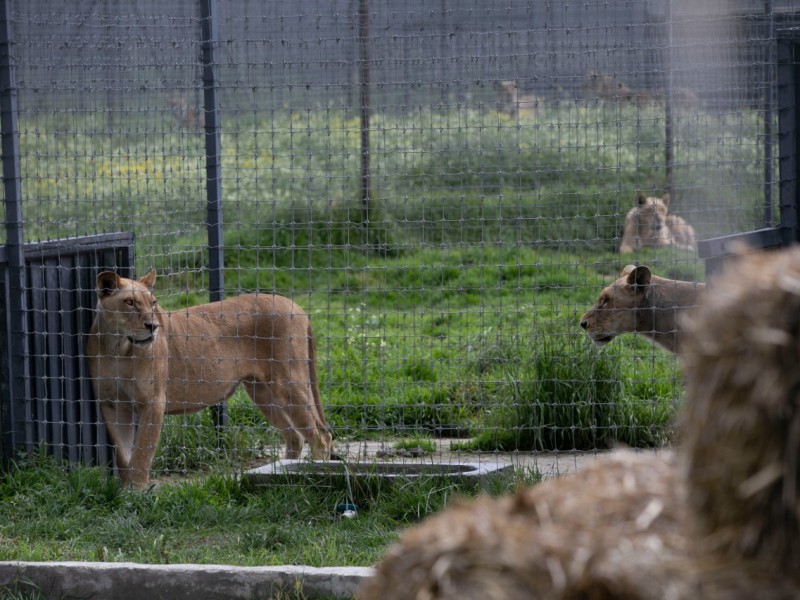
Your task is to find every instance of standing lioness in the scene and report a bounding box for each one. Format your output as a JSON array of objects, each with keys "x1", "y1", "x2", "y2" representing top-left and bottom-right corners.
[{"x1": 87, "y1": 270, "x2": 333, "y2": 489}]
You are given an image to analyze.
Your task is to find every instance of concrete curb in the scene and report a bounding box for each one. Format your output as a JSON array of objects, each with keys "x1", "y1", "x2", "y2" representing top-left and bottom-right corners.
[{"x1": 0, "y1": 561, "x2": 374, "y2": 600}]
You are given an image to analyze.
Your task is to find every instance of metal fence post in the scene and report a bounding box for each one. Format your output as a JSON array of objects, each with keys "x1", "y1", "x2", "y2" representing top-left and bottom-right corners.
[
  {"x1": 0, "y1": 0, "x2": 31, "y2": 463},
  {"x1": 358, "y1": 0, "x2": 372, "y2": 244},
  {"x1": 200, "y1": 0, "x2": 228, "y2": 430},
  {"x1": 764, "y1": 0, "x2": 775, "y2": 227},
  {"x1": 664, "y1": 0, "x2": 674, "y2": 194},
  {"x1": 777, "y1": 36, "x2": 799, "y2": 245},
  {"x1": 200, "y1": 0, "x2": 224, "y2": 303}
]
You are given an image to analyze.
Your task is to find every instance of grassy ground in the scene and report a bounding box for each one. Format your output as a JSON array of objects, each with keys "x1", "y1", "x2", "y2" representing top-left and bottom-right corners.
[
  {"x1": 0, "y1": 244, "x2": 688, "y2": 569},
  {"x1": 0, "y1": 450, "x2": 534, "y2": 567},
  {"x1": 148, "y1": 243, "x2": 695, "y2": 480}
]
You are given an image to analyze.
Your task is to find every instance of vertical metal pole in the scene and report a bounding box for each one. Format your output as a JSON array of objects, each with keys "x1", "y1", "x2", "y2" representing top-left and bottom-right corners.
[
  {"x1": 200, "y1": 0, "x2": 224, "y2": 302},
  {"x1": 0, "y1": 0, "x2": 30, "y2": 462},
  {"x1": 358, "y1": 0, "x2": 371, "y2": 243},
  {"x1": 763, "y1": 0, "x2": 774, "y2": 226},
  {"x1": 777, "y1": 38, "x2": 798, "y2": 245},
  {"x1": 199, "y1": 0, "x2": 227, "y2": 429},
  {"x1": 664, "y1": 0, "x2": 674, "y2": 194}
]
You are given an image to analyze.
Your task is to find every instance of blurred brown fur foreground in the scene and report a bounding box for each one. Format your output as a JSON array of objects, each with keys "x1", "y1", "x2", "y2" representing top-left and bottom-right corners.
[
  {"x1": 359, "y1": 452, "x2": 687, "y2": 600},
  {"x1": 359, "y1": 246, "x2": 800, "y2": 600}
]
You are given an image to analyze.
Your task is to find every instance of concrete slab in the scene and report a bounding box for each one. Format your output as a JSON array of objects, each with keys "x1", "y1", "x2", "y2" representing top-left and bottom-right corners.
[
  {"x1": 244, "y1": 459, "x2": 515, "y2": 491},
  {"x1": 0, "y1": 561, "x2": 374, "y2": 600},
  {"x1": 330, "y1": 439, "x2": 621, "y2": 480}
]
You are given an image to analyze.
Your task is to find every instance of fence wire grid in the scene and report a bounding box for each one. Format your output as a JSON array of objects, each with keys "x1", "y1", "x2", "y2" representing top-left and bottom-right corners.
[{"x1": 0, "y1": 0, "x2": 793, "y2": 480}]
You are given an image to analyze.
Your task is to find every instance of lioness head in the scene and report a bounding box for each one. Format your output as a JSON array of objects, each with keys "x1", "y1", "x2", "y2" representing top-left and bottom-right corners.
[
  {"x1": 580, "y1": 265, "x2": 652, "y2": 346},
  {"x1": 95, "y1": 270, "x2": 160, "y2": 347},
  {"x1": 628, "y1": 194, "x2": 670, "y2": 246}
]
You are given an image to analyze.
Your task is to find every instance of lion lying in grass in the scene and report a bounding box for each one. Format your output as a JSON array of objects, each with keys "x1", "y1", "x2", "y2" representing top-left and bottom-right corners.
[
  {"x1": 580, "y1": 264, "x2": 705, "y2": 353},
  {"x1": 87, "y1": 270, "x2": 333, "y2": 489},
  {"x1": 494, "y1": 80, "x2": 540, "y2": 118},
  {"x1": 619, "y1": 193, "x2": 697, "y2": 253}
]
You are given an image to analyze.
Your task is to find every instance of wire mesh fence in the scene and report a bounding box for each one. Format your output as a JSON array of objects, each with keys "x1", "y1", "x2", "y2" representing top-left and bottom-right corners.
[{"x1": 0, "y1": 0, "x2": 793, "y2": 484}]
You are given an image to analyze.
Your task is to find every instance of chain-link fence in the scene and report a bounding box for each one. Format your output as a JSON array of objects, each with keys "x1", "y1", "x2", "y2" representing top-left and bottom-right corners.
[{"x1": 0, "y1": 0, "x2": 793, "y2": 484}]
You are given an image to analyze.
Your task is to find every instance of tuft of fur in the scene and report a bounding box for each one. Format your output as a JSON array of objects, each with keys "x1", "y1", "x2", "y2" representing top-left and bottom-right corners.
[
  {"x1": 679, "y1": 246, "x2": 800, "y2": 570},
  {"x1": 358, "y1": 452, "x2": 688, "y2": 600},
  {"x1": 362, "y1": 246, "x2": 800, "y2": 599}
]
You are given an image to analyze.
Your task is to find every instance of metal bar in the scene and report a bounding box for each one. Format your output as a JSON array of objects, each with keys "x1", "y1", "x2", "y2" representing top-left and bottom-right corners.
[
  {"x1": 358, "y1": 0, "x2": 372, "y2": 239},
  {"x1": 26, "y1": 264, "x2": 46, "y2": 450},
  {"x1": 75, "y1": 251, "x2": 100, "y2": 466},
  {"x1": 44, "y1": 260, "x2": 63, "y2": 461},
  {"x1": 763, "y1": 0, "x2": 774, "y2": 226},
  {"x1": 199, "y1": 0, "x2": 227, "y2": 431},
  {"x1": 777, "y1": 37, "x2": 798, "y2": 245},
  {"x1": 200, "y1": 0, "x2": 224, "y2": 303},
  {"x1": 0, "y1": 0, "x2": 30, "y2": 464},
  {"x1": 59, "y1": 257, "x2": 80, "y2": 464},
  {"x1": 697, "y1": 227, "x2": 784, "y2": 260},
  {"x1": 664, "y1": 0, "x2": 674, "y2": 194},
  {"x1": 0, "y1": 232, "x2": 134, "y2": 265}
]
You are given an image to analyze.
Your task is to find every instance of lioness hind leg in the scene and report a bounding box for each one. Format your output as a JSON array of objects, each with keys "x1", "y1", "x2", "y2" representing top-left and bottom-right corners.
[
  {"x1": 309, "y1": 417, "x2": 333, "y2": 460},
  {"x1": 243, "y1": 381, "x2": 305, "y2": 459},
  {"x1": 273, "y1": 380, "x2": 332, "y2": 460}
]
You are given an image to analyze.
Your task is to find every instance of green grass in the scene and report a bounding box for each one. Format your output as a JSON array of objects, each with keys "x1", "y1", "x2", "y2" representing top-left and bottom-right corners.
[
  {"x1": 10, "y1": 104, "x2": 771, "y2": 254},
  {"x1": 0, "y1": 452, "x2": 536, "y2": 568},
  {"x1": 0, "y1": 241, "x2": 688, "y2": 570},
  {"x1": 145, "y1": 244, "x2": 690, "y2": 475}
]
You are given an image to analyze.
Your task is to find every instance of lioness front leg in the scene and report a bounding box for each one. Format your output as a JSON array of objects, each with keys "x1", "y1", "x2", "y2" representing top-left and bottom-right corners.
[
  {"x1": 100, "y1": 401, "x2": 135, "y2": 474},
  {"x1": 124, "y1": 397, "x2": 166, "y2": 489}
]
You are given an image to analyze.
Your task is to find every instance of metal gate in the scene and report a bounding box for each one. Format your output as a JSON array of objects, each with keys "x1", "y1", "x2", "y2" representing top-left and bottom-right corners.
[{"x1": 0, "y1": 233, "x2": 134, "y2": 466}]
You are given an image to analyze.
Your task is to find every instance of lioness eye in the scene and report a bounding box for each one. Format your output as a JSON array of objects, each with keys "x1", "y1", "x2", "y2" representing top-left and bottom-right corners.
[{"x1": 124, "y1": 299, "x2": 135, "y2": 307}]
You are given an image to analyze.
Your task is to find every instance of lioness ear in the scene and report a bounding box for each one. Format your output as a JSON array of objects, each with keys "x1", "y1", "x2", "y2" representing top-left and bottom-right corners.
[
  {"x1": 620, "y1": 264, "x2": 637, "y2": 277},
  {"x1": 96, "y1": 271, "x2": 120, "y2": 298},
  {"x1": 626, "y1": 265, "x2": 652, "y2": 289},
  {"x1": 636, "y1": 193, "x2": 647, "y2": 206},
  {"x1": 139, "y1": 269, "x2": 157, "y2": 290},
  {"x1": 661, "y1": 192, "x2": 671, "y2": 207}
]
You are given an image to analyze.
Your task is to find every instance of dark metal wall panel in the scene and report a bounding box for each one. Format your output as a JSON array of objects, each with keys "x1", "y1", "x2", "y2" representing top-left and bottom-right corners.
[{"x1": 0, "y1": 232, "x2": 134, "y2": 467}]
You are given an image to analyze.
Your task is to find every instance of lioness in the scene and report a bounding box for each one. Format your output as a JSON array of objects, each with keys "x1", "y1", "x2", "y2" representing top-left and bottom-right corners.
[
  {"x1": 167, "y1": 95, "x2": 205, "y2": 130},
  {"x1": 619, "y1": 193, "x2": 696, "y2": 253},
  {"x1": 87, "y1": 270, "x2": 333, "y2": 489},
  {"x1": 494, "y1": 80, "x2": 540, "y2": 118},
  {"x1": 583, "y1": 71, "x2": 639, "y2": 103},
  {"x1": 580, "y1": 264, "x2": 705, "y2": 354}
]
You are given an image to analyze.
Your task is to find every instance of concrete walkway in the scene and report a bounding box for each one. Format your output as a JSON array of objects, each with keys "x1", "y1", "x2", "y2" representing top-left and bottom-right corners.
[{"x1": 0, "y1": 562, "x2": 372, "y2": 600}]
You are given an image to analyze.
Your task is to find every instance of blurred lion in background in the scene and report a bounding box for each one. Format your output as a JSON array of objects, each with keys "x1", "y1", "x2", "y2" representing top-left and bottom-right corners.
[{"x1": 619, "y1": 193, "x2": 696, "y2": 253}]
